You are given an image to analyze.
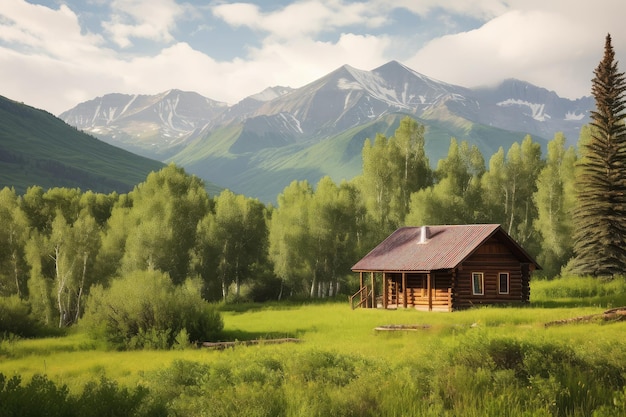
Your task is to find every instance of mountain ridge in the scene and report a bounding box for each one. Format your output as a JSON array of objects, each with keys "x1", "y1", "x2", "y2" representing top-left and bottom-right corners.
[{"x1": 59, "y1": 61, "x2": 594, "y2": 202}]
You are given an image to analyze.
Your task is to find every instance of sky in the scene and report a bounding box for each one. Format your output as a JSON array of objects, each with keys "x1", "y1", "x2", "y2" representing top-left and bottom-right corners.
[{"x1": 1, "y1": 0, "x2": 625, "y2": 116}]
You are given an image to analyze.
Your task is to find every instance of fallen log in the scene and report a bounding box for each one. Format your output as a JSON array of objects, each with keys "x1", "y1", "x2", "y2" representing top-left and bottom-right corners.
[
  {"x1": 201, "y1": 337, "x2": 301, "y2": 350},
  {"x1": 544, "y1": 307, "x2": 626, "y2": 327},
  {"x1": 374, "y1": 324, "x2": 431, "y2": 331}
]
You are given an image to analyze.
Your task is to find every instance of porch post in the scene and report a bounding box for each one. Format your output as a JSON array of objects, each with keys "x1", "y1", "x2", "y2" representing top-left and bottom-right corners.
[
  {"x1": 370, "y1": 272, "x2": 376, "y2": 308},
  {"x1": 427, "y1": 272, "x2": 432, "y2": 311},
  {"x1": 402, "y1": 272, "x2": 407, "y2": 309},
  {"x1": 359, "y1": 272, "x2": 364, "y2": 306},
  {"x1": 382, "y1": 273, "x2": 388, "y2": 309}
]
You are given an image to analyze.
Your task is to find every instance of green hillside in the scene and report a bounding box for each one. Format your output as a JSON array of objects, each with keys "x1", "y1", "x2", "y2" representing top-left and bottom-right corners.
[
  {"x1": 0, "y1": 95, "x2": 169, "y2": 194},
  {"x1": 171, "y1": 113, "x2": 546, "y2": 202}
]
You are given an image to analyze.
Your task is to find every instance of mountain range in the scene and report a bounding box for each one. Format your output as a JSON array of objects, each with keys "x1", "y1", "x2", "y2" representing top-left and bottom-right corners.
[{"x1": 29, "y1": 61, "x2": 597, "y2": 202}]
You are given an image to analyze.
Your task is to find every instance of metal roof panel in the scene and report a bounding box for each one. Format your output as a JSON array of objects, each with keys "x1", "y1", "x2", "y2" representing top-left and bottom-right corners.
[{"x1": 351, "y1": 224, "x2": 518, "y2": 272}]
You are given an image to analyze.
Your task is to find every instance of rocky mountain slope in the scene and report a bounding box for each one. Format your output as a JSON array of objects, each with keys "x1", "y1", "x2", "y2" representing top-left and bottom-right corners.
[{"x1": 60, "y1": 61, "x2": 593, "y2": 202}]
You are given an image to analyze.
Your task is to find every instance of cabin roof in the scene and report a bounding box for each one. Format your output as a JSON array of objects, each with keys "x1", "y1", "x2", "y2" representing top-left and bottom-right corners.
[{"x1": 351, "y1": 224, "x2": 540, "y2": 272}]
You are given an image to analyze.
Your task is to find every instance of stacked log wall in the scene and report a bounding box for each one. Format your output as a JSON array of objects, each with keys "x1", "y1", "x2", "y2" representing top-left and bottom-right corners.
[{"x1": 454, "y1": 237, "x2": 528, "y2": 308}]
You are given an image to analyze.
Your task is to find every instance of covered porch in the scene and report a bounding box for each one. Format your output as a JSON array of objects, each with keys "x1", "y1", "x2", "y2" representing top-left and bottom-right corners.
[{"x1": 350, "y1": 271, "x2": 453, "y2": 312}]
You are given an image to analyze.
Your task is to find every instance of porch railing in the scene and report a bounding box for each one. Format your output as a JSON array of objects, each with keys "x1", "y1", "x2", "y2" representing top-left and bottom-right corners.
[{"x1": 349, "y1": 286, "x2": 371, "y2": 309}]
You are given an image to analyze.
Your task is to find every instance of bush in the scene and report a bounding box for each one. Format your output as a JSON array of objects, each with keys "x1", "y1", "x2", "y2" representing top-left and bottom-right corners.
[
  {"x1": 0, "y1": 295, "x2": 41, "y2": 338},
  {"x1": 81, "y1": 271, "x2": 222, "y2": 349},
  {"x1": 436, "y1": 334, "x2": 626, "y2": 416},
  {"x1": 0, "y1": 373, "x2": 165, "y2": 417}
]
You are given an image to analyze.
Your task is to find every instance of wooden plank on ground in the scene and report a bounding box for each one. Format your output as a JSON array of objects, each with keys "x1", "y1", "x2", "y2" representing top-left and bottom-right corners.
[
  {"x1": 544, "y1": 307, "x2": 626, "y2": 327},
  {"x1": 201, "y1": 338, "x2": 301, "y2": 350},
  {"x1": 374, "y1": 324, "x2": 431, "y2": 331}
]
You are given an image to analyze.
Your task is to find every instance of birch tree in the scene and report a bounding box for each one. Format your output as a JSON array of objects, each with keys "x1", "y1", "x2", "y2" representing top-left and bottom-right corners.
[
  {"x1": 406, "y1": 139, "x2": 485, "y2": 225},
  {"x1": 196, "y1": 190, "x2": 267, "y2": 301},
  {"x1": 481, "y1": 136, "x2": 543, "y2": 248},
  {"x1": 0, "y1": 187, "x2": 29, "y2": 297},
  {"x1": 533, "y1": 132, "x2": 576, "y2": 276}
]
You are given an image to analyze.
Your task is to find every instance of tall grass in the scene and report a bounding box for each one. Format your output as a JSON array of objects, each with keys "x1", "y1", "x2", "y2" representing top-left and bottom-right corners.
[
  {"x1": 2, "y1": 275, "x2": 626, "y2": 415},
  {"x1": 532, "y1": 275, "x2": 626, "y2": 308}
]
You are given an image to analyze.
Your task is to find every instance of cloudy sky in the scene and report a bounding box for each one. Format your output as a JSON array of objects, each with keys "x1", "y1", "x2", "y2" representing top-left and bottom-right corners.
[{"x1": 1, "y1": 0, "x2": 625, "y2": 115}]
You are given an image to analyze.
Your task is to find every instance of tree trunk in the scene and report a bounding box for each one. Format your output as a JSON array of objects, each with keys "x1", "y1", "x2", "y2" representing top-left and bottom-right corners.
[
  {"x1": 11, "y1": 251, "x2": 20, "y2": 298},
  {"x1": 221, "y1": 276, "x2": 227, "y2": 301},
  {"x1": 74, "y1": 252, "x2": 88, "y2": 324},
  {"x1": 277, "y1": 279, "x2": 284, "y2": 301},
  {"x1": 235, "y1": 259, "x2": 241, "y2": 297},
  {"x1": 309, "y1": 275, "x2": 316, "y2": 298},
  {"x1": 54, "y1": 245, "x2": 65, "y2": 328}
]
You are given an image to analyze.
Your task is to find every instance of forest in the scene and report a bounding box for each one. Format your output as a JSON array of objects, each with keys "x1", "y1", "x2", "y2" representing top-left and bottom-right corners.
[{"x1": 0, "y1": 118, "x2": 580, "y2": 321}]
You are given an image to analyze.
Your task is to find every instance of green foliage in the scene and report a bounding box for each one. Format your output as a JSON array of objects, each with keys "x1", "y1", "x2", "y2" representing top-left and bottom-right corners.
[
  {"x1": 81, "y1": 270, "x2": 223, "y2": 349},
  {"x1": 0, "y1": 373, "x2": 164, "y2": 417},
  {"x1": 269, "y1": 177, "x2": 365, "y2": 298},
  {"x1": 434, "y1": 334, "x2": 624, "y2": 416},
  {"x1": 0, "y1": 295, "x2": 40, "y2": 338},
  {"x1": 571, "y1": 34, "x2": 626, "y2": 276},
  {"x1": 6, "y1": 286, "x2": 626, "y2": 416},
  {"x1": 357, "y1": 116, "x2": 432, "y2": 239},
  {"x1": 119, "y1": 163, "x2": 210, "y2": 284},
  {"x1": 268, "y1": 180, "x2": 314, "y2": 296},
  {"x1": 481, "y1": 135, "x2": 544, "y2": 249},
  {"x1": 0, "y1": 374, "x2": 72, "y2": 417},
  {"x1": 533, "y1": 133, "x2": 576, "y2": 276},
  {"x1": 406, "y1": 138, "x2": 485, "y2": 225},
  {"x1": 194, "y1": 189, "x2": 269, "y2": 301},
  {"x1": 139, "y1": 334, "x2": 626, "y2": 416},
  {"x1": 0, "y1": 187, "x2": 29, "y2": 297}
]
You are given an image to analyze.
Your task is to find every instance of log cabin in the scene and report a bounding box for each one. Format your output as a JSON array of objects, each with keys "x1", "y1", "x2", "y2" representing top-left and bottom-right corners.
[{"x1": 350, "y1": 224, "x2": 540, "y2": 311}]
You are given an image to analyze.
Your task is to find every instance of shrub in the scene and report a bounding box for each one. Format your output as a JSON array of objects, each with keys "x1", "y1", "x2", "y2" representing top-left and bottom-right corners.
[
  {"x1": 0, "y1": 373, "x2": 166, "y2": 417},
  {"x1": 0, "y1": 373, "x2": 72, "y2": 417},
  {"x1": 436, "y1": 334, "x2": 626, "y2": 416},
  {"x1": 147, "y1": 358, "x2": 286, "y2": 417},
  {"x1": 0, "y1": 295, "x2": 41, "y2": 338},
  {"x1": 81, "y1": 271, "x2": 222, "y2": 349}
]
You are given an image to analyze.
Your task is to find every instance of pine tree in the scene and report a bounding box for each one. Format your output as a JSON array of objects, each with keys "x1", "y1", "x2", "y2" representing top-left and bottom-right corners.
[{"x1": 570, "y1": 34, "x2": 626, "y2": 276}]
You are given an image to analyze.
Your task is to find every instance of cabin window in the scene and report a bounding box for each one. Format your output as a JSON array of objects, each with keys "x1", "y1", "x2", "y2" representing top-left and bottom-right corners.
[
  {"x1": 472, "y1": 272, "x2": 484, "y2": 295},
  {"x1": 499, "y1": 273, "x2": 510, "y2": 294}
]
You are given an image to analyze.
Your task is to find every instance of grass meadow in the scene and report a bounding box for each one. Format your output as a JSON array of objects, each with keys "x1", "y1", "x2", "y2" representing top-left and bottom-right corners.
[{"x1": 3, "y1": 276, "x2": 626, "y2": 416}]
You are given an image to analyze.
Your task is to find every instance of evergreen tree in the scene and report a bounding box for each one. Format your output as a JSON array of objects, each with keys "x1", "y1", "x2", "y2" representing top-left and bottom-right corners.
[{"x1": 571, "y1": 34, "x2": 626, "y2": 276}]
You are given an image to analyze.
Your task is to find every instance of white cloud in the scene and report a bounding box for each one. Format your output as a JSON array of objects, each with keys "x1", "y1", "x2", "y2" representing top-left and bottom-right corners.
[
  {"x1": 405, "y1": 3, "x2": 626, "y2": 99},
  {"x1": 212, "y1": 0, "x2": 388, "y2": 39},
  {"x1": 0, "y1": 0, "x2": 105, "y2": 59},
  {"x1": 211, "y1": 2, "x2": 261, "y2": 28},
  {"x1": 103, "y1": 0, "x2": 187, "y2": 47}
]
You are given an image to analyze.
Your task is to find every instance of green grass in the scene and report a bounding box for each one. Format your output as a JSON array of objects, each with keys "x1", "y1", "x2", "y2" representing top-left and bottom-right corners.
[
  {"x1": 3, "y1": 276, "x2": 626, "y2": 415},
  {"x1": 0, "y1": 300, "x2": 617, "y2": 387}
]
